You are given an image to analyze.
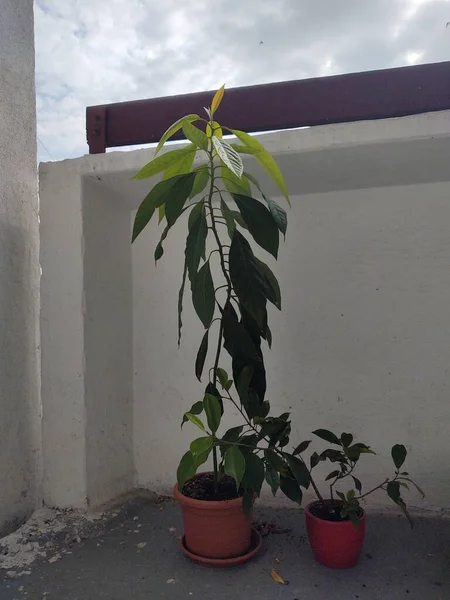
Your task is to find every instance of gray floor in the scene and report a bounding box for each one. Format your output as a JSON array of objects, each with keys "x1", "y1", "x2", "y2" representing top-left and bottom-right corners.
[{"x1": 1, "y1": 495, "x2": 448, "y2": 600}]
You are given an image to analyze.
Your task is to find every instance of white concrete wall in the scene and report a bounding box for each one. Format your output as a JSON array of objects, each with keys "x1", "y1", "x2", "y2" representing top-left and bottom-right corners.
[
  {"x1": 39, "y1": 110, "x2": 450, "y2": 514},
  {"x1": 0, "y1": 0, "x2": 41, "y2": 533}
]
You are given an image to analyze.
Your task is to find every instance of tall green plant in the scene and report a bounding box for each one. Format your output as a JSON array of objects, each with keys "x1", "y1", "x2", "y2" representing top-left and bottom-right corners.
[{"x1": 132, "y1": 86, "x2": 302, "y2": 510}]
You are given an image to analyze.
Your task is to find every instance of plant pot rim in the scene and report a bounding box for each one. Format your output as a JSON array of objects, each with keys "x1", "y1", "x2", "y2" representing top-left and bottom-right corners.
[
  {"x1": 173, "y1": 472, "x2": 245, "y2": 510},
  {"x1": 305, "y1": 500, "x2": 365, "y2": 524}
]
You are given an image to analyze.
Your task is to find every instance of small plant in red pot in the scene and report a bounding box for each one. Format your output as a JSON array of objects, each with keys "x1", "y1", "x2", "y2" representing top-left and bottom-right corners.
[
  {"x1": 132, "y1": 86, "x2": 302, "y2": 565},
  {"x1": 293, "y1": 430, "x2": 424, "y2": 569}
]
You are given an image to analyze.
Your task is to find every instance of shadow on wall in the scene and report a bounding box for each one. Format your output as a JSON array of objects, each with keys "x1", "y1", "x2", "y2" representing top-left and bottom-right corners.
[{"x1": 0, "y1": 223, "x2": 40, "y2": 537}]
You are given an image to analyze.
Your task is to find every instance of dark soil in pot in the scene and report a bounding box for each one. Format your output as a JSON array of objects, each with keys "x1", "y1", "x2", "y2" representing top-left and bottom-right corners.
[
  {"x1": 182, "y1": 473, "x2": 241, "y2": 501},
  {"x1": 309, "y1": 502, "x2": 363, "y2": 522}
]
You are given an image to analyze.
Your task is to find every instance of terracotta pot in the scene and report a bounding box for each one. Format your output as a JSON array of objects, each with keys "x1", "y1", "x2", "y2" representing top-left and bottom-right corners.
[
  {"x1": 173, "y1": 473, "x2": 253, "y2": 560},
  {"x1": 305, "y1": 501, "x2": 366, "y2": 569}
]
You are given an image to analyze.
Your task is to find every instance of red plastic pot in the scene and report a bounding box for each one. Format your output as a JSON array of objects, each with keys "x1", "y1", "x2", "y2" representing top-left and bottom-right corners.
[
  {"x1": 173, "y1": 473, "x2": 254, "y2": 562},
  {"x1": 305, "y1": 501, "x2": 366, "y2": 569}
]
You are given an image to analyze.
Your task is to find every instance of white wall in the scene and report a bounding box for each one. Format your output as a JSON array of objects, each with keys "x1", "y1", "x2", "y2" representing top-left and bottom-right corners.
[
  {"x1": 39, "y1": 110, "x2": 450, "y2": 514},
  {"x1": 0, "y1": 0, "x2": 41, "y2": 533},
  {"x1": 132, "y1": 182, "x2": 450, "y2": 512}
]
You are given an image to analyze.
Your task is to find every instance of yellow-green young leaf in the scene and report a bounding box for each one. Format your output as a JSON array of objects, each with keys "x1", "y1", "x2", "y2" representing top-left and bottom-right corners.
[
  {"x1": 211, "y1": 84, "x2": 225, "y2": 114},
  {"x1": 133, "y1": 145, "x2": 195, "y2": 180},
  {"x1": 230, "y1": 129, "x2": 290, "y2": 205},
  {"x1": 224, "y1": 446, "x2": 246, "y2": 489},
  {"x1": 221, "y1": 165, "x2": 251, "y2": 195},
  {"x1": 182, "y1": 121, "x2": 209, "y2": 151},
  {"x1": 154, "y1": 114, "x2": 199, "y2": 157},
  {"x1": 203, "y1": 393, "x2": 222, "y2": 433},
  {"x1": 184, "y1": 413, "x2": 206, "y2": 431},
  {"x1": 206, "y1": 121, "x2": 223, "y2": 139},
  {"x1": 212, "y1": 137, "x2": 244, "y2": 178},
  {"x1": 162, "y1": 144, "x2": 196, "y2": 180}
]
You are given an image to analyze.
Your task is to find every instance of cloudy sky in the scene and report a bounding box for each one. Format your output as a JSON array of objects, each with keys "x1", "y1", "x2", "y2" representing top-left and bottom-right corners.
[{"x1": 34, "y1": 0, "x2": 450, "y2": 162}]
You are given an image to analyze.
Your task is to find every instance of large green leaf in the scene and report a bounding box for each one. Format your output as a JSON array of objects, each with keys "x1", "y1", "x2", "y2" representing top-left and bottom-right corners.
[
  {"x1": 242, "y1": 453, "x2": 265, "y2": 495},
  {"x1": 177, "y1": 260, "x2": 188, "y2": 347},
  {"x1": 221, "y1": 165, "x2": 251, "y2": 195},
  {"x1": 262, "y1": 194, "x2": 287, "y2": 237},
  {"x1": 219, "y1": 425, "x2": 244, "y2": 457},
  {"x1": 253, "y1": 257, "x2": 281, "y2": 310},
  {"x1": 182, "y1": 120, "x2": 209, "y2": 151},
  {"x1": 190, "y1": 166, "x2": 210, "y2": 199},
  {"x1": 232, "y1": 194, "x2": 279, "y2": 258},
  {"x1": 221, "y1": 302, "x2": 260, "y2": 362},
  {"x1": 224, "y1": 446, "x2": 246, "y2": 489},
  {"x1": 186, "y1": 202, "x2": 207, "y2": 281},
  {"x1": 132, "y1": 179, "x2": 171, "y2": 242},
  {"x1": 164, "y1": 172, "x2": 196, "y2": 226},
  {"x1": 192, "y1": 261, "x2": 215, "y2": 328},
  {"x1": 177, "y1": 451, "x2": 196, "y2": 488},
  {"x1": 220, "y1": 199, "x2": 236, "y2": 238},
  {"x1": 312, "y1": 429, "x2": 341, "y2": 445},
  {"x1": 133, "y1": 144, "x2": 196, "y2": 180},
  {"x1": 229, "y1": 230, "x2": 269, "y2": 328},
  {"x1": 153, "y1": 223, "x2": 170, "y2": 263},
  {"x1": 184, "y1": 413, "x2": 206, "y2": 431},
  {"x1": 190, "y1": 436, "x2": 213, "y2": 456},
  {"x1": 265, "y1": 460, "x2": 280, "y2": 496},
  {"x1": 280, "y1": 475, "x2": 303, "y2": 503},
  {"x1": 195, "y1": 330, "x2": 209, "y2": 381},
  {"x1": 162, "y1": 144, "x2": 196, "y2": 180},
  {"x1": 154, "y1": 114, "x2": 199, "y2": 157},
  {"x1": 203, "y1": 393, "x2": 222, "y2": 433},
  {"x1": 230, "y1": 129, "x2": 290, "y2": 204},
  {"x1": 285, "y1": 455, "x2": 311, "y2": 489},
  {"x1": 212, "y1": 137, "x2": 244, "y2": 177}
]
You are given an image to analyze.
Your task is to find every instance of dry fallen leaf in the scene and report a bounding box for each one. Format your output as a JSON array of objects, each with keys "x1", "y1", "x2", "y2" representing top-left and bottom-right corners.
[
  {"x1": 136, "y1": 542, "x2": 147, "y2": 549},
  {"x1": 271, "y1": 568, "x2": 288, "y2": 585},
  {"x1": 275, "y1": 557, "x2": 280, "y2": 564}
]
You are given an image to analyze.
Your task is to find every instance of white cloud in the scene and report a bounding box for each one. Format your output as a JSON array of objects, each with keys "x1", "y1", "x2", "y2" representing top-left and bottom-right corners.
[{"x1": 34, "y1": 0, "x2": 450, "y2": 162}]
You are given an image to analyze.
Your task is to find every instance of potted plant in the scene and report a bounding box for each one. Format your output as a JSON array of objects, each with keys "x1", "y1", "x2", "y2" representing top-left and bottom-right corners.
[
  {"x1": 132, "y1": 86, "x2": 305, "y2": 565},
  {"x1": 291, "y1": 429, "x2": 424, "y2": 568}
]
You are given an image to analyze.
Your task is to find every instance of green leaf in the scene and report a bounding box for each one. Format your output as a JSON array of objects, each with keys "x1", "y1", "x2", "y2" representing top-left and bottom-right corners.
[
  {"x1": 312, "y1": 429, "x2": 341, "y2": 445},
  {"x1": 154, "y1": 114, "x2": 200, "y2": 157},
  {"x1": 229, "y1": 230, "x2": 269, "y2": 328},
  {"x1": 189, "y1": 166, "x2": 210, "y2": 199},
  {"x1": 177, "y1": 451, "x2": 196, "y2": 489},
  {"x1": 181, "y1": 401, "x2": 203, "y2": 428},
  {"x1": 253, "y1": 257, "x2": 281, "y2": 310},
  {"x1": 164, "y1": 172, "x2": 196, "y2": 227},
  {"x1": 186, "y1": 203, "x2": 207, "y2": 281},
  {"x1": 230, "y1": 143, "x2": 260, "y2": 156},
  {"x1": 195, "y1": 331, "x2": 209, "y2": 381},
  {"x1": 230, "y1": 129, "x2": 290, "y2": 205},
  {"x1": 242, "y1": 454, "x2": 265, "y2": 495},
  {"x1": 211, "y1": 84, "x2": 225, "y2": 114},
  {"x1": 133, "y1": 145, "x2": 196, "y2": 180},
  {"x1": 285, "y1": 455, "x2": 311, "y2": 489},
  {"x1": 230, "y1": 210, "x2": 248, "y2": 229},
  {"x1": 194, "y1": 445, "x2": 212, "y2": 469},
  {"x1": 154, "y1": 241, "x2": 163, "y2": 262},
  {"x1": 203, "y1": 393, "x2": 222, "y2": 433},
  {"x1": 221, "y1": 302, "x2": 260, "y2": 362},
  {"x1": 325, "y1": 470, "x2": 340, "y2": 481},
  {"x1": 184, "y1": 413, "x2": 206, "y2": 432},
  {"x1": 220, "y1": 199, "x2": 236, "y2": 238},
  {"x1": 216, "y1": 368, "x2": 229, "y2": 389},
  {"x1": 392, "y1": 444, "x2": 407, "y2": 470},
  {"x1": 352, "y1": 476, "x2": 363, "y2": 493},
  {"x1": 190, "y1": 436, "x2": 213, "y2": 456},
  {"x1": 162, "y1": 144, "x2": 197, "y2": 180},
  {"x1": 219, "y1": 426, "x2": 244, "y2": 456},
  {"x1": 262, "y1": 194, "x2": 288, "y2": 237},
  {"x1": 182, "y1": 120, "x2": 209, "y2": 151},
  {"x1": 346, "y1": 489, "x2": 356, "y2": 501},
  {"x1": 212, "y1": 137, "x2": 244, "y2": 177},
  {"x1": 265, "y1": 449, "x2": 289, "y2": 475},
  {"x1": 158, "y1": 203, "x2": 165, "y2": 224},
  {"x1": 348, "y1": 510, "x2": 361, "y2": 528},
  {"x1": 310, "y1": 452, "x2": 321, "y2": 469},
  {"x1": 192, "y1": 261, "x2": 215, "y2": 328},
  {"x1": 341, "y1": 433, "x2": 354, "y2": 448},
  {"x1": 224, "y1": 446, "x2": 246, "y2": 489},
  {"x1": 280, "y1": 475, "x2": 303, "y2": 503},
  {"x1": 400, "y1": 477, "x2": 425, "y2": 498},
  {"x1": 221, "y1": 165, "x2": 251, "y2": 195},
  {"x1": 177, "y1": 260, "x2": 188, "y2": 347},
  {"x1": 336, "y1": 491, "x2": 346, "y2": 501},
  {"x1": 232, "y1": 194, "x2": 279, "y2": 258},
  {"x1": 265, "y1": 461, "x2": 279, "y2": 496},
  {"x1": 387, "y1": 480, "x2": 401, "y2": 502},
  {"x1": 293, "y1": 440, "x2": 311, "y2": 455}
]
